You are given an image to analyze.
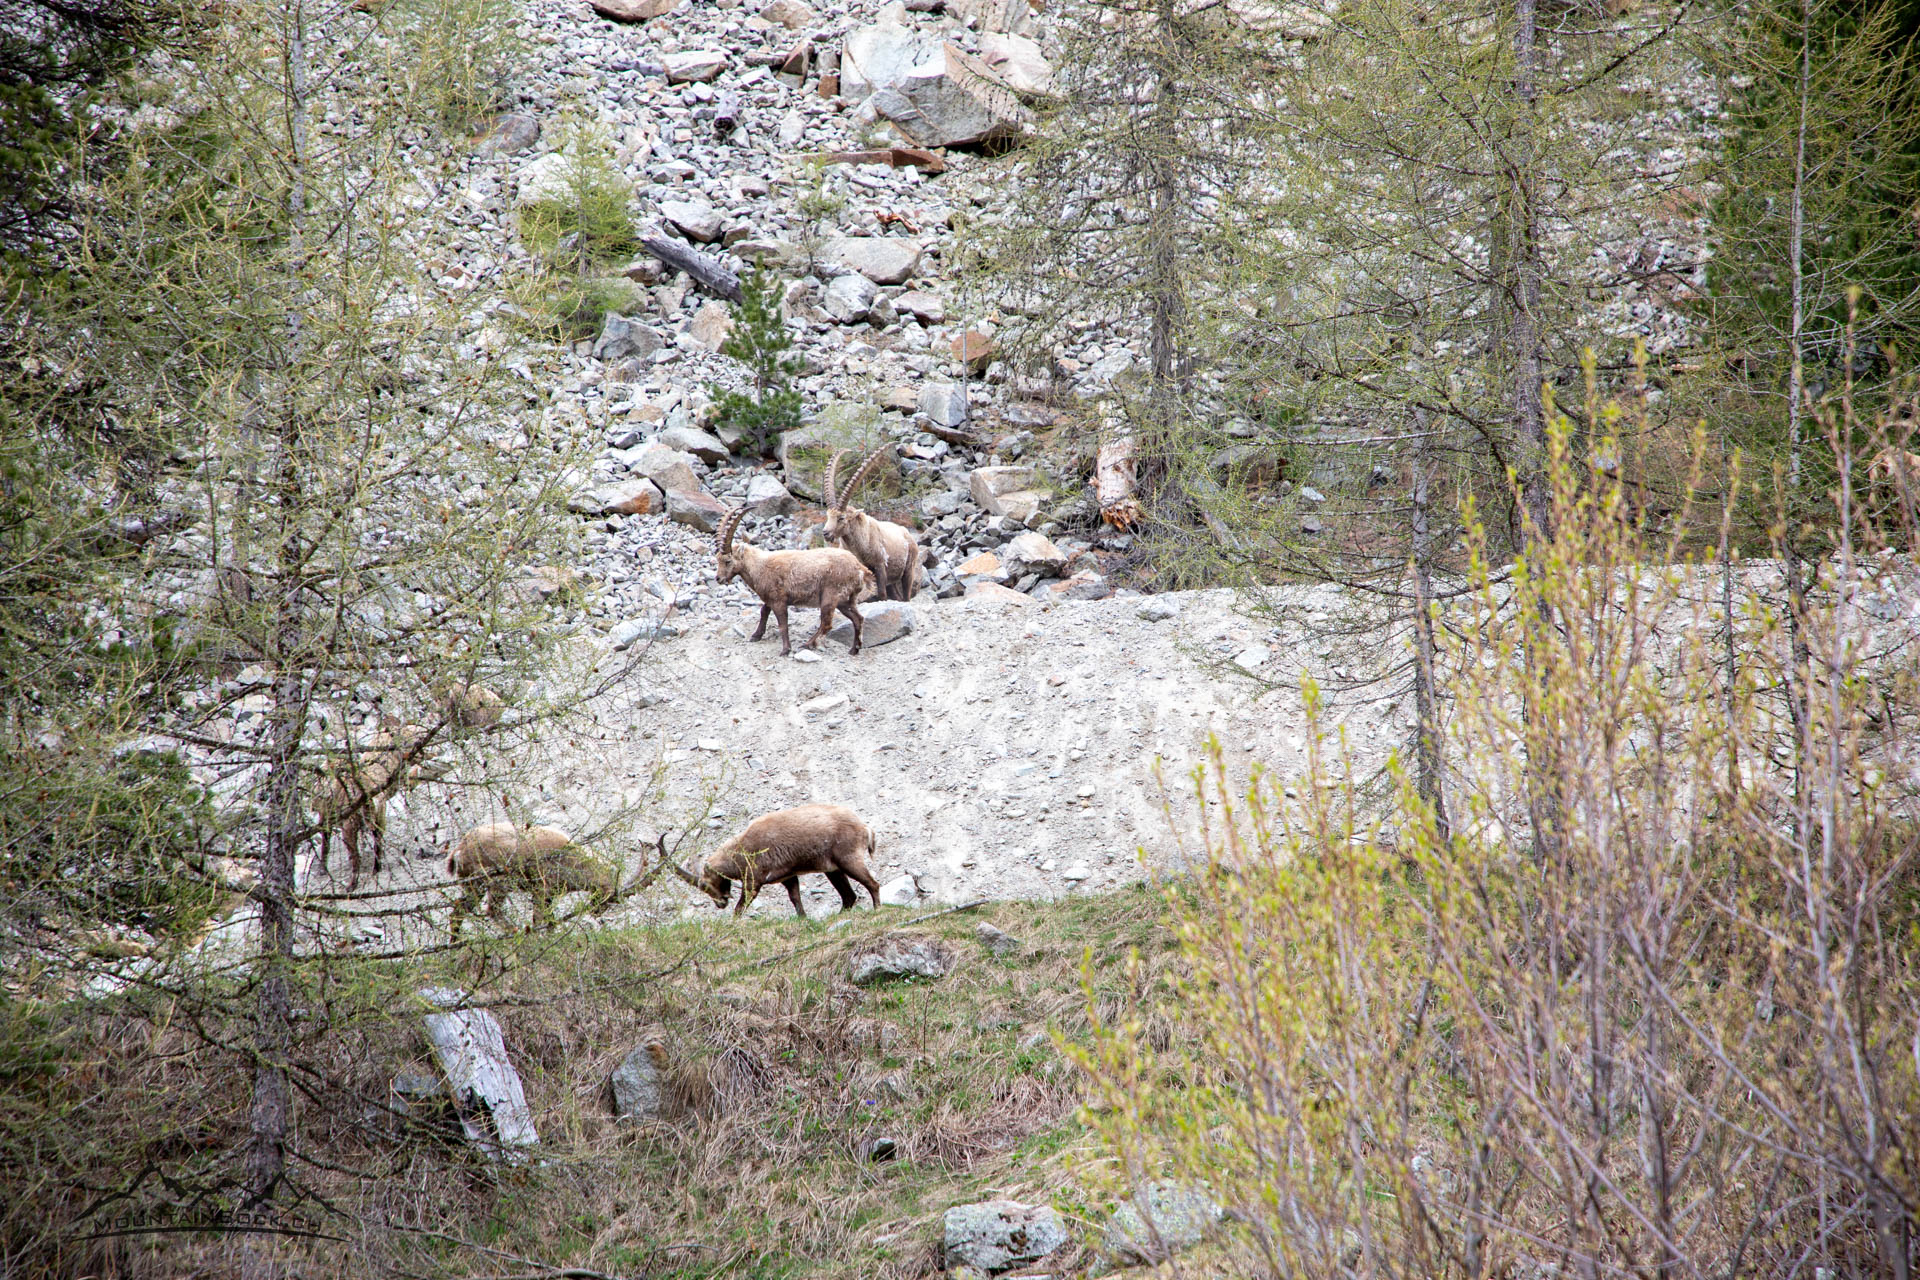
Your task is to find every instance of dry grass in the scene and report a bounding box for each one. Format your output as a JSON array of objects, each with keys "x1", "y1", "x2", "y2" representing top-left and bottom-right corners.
[{"x1": 3, "y1": 884, "x2": 1178, "y2": 1280}]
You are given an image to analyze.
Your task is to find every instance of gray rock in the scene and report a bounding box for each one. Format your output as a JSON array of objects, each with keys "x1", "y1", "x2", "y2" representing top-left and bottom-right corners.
[
  {"x1": 666, "y1": 487, "x2": 728, "y2": 533},
  {"x1": 744, "y1": 473, "x2": 796, "y2": 515},
  {"x1": 1299, "y1": 484, "x2": 1326, "y2": 503},
  {"x1": 568, "y1": 478, "x2": 663, "y2": 516},
  {"x1": 895, "y1": 290, "x2": 945, "y2": 323},
  {"x1": 822, "y1": 236, "x2": 923, "y2": 285},
  {"x1": 1102, "y1": 1181, "x2": 1226, "y2": 1265},
  {"x1": 840, "y1": 16, "x2": 939, "y2": 101},
  {"x1": 477, "y1": 112, "x2": 541, "y2": 156},
  {"x1": 969, "y1": 465, "x2": 1048, "y2": 518},
  {"x1": 920, "y1": 488, "x2": 969, "y2": 519},
  {"x1": 630, "y1": 442, "x2": 702, "y2": 494},
  {"x1": 943, "y1": 1200, "x2": 1069, "y2": 1272},
  {"x1": 513, "y1": 152, "x2": 578, "y2": 206},
  {"x1": 974, "y1": 921, "x2": 1019, "y2": 956},
  {"x1": 1137, "y1": 597, "x2": 1181, "y2": 622},
  {"x1": 822, "y1": 273, "x2": 879, "y2": 323},
  {"x1": 875, "y1": 45, "x2": 1031, "y2": 149},
  {"x1": 827, "y1": 601, "x2": 915, "y2": 648},
  {"x1": 977, "y1": 32, "x2": 1052, "y2": 94},
  {"x1": 662, "y1": 198, "x2": 723, "y2": 244},
  {"x1": 659, "y1": 424, "x2": 731, "y2": 463},
  {"x1": 609, "y1": 1042, "x2": 665, "y2": 1117},
  {"x1": 663, "y1": 49, "x2": 728, "y2": 83},
  {"x1": 594, "y1": 314, "x2": 665, "y2": 363},
  {"x1": 878, "y1": 874, "x2": 919, "y2": 906},
  {"x1": 760, "y1": 0, "x2": 817, "y2": 24},
  {"x1": 685, "y1": 300, "x2": 733, "y2": 351},
  {"x1": 919, "y1": 382, "x2": 969, "y2": 426},
  {"x1": 848, "y1": 933, "x2": 956, "y2": 984},
  {"x1": 607, "y1": 423, "x2": 646, "y2": 450},
  {"x1": 1002, "y1": 531, "x2": 1067, "y2": 579}
]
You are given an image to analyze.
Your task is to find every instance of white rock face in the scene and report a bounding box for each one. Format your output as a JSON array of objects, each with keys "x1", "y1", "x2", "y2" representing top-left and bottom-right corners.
[{"x1": 978, "y1": 32, "x2": 1053, "y2": 95}]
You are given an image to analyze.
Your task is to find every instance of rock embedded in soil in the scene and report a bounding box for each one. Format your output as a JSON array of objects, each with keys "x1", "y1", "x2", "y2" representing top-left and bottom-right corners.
[
  {"x1": 827, "y1": 600, "x2": 915, "y2": 647},
  {"x1": 666, "y1": 488, "x2": 729, "y2": 533},
  {"x1": 974, "y1": 921, "x2": 1018, "y2": 956},
  {"x1": 569, "y1": 479, "x2": 665, "y2": 517},
  {"x1": 848, "y1": 933, "x2": 956, "y2": 984},
  {"x1": 1102, "y1": 1181, "x2": 1226, "y2": 1265},
  {"x1": 608, "y1": 1041, "x2": 666, "y2": 1118},
  {"x1": 943, "y1": 1200, "x2": 1069, "y2": 1272},
  {"x1": 594, "y1": 314, "x2": 665, "y2": 363},
  {"x1": 878, "y1": 873, "x2": 919, "y2": 905},
  {"x1": 1002, "y1": 530, "x2": 1067, "y2": 579}
]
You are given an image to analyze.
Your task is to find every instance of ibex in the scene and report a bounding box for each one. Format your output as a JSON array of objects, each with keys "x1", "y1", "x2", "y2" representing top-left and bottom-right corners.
[
  {"x1": 668, "y1": 804, "x2": 881, "y2": 918},
  {"x1": 824, "y1": 448, "x2": 923, "y2": 601},
  {"x1": 715, "y1": 506, "x2": 876, "y2": 655},
  {"x1": 443, "y1": 822, "x2": 623, "y2": 941},
  {"x1": 316, "y1": 718, "x2": 435, "y2": 891}
]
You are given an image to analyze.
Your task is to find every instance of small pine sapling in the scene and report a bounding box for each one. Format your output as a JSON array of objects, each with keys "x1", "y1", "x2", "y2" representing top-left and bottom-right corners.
[{"x1": 708, "y1": 267, "x2": 804, "y2": 456}]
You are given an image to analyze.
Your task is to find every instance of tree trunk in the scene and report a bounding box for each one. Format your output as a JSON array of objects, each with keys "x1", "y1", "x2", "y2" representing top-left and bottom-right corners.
[
  {"x1": 244, "y1": 0, "x2": 312, "y2": 1244},
  {"x1": 1782, "y1": 0, "x2": 1814, "y2": 825},
  {"x1": 1410, "y1": 411, "x2": 1450, "y2": 843},
  {"x1": 1508, "y1": 0, "x2": 1551, "y2": 546},
  {"x1": 1139, "y1": 0, "x2": 1184, "y2": 494}
]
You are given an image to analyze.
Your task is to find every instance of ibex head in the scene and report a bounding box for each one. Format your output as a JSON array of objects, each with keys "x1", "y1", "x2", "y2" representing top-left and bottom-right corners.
[
  {"x1": 824, "y1": 448, "x2": 888, "y2": 540},
  {"x1": 714, "y1": 507, "x2": 748, "y2": 585}
]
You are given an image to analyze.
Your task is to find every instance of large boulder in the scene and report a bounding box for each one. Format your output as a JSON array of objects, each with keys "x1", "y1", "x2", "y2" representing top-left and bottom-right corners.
[
  {"x1": 630, "y1": 442, "x2": 703, "y2": 494},
  {"x1": 666, "y1": 487, "x2": 728, "y2": 532},
  {"x1": 594, "y1": 313, "x2": 665, "y2": 363},
  {"x1": 662, "y1": 198, "x2": 723, "y2": 244},
  {"x1": 841, "y1": 13, "x2": 939, "y2": 102},
  {"x1": 744, "y1": 473, "x2": 796, "y2": 515},
  {"x1": 568, "y1": 478, "x2": 664, "y2": 517},
  {"x1": 1002, "y1": 531, "x2": 1068, "y2": 579},
  {"x1": 821, "y1": 273, "x2": 879, "y2": 323},
  {"x1": 968, "y1": 465, "x2": 1049, "y2": 518},
  {"x1": 1102, "y1": 1182, "x2": 1225, "y2": 1265},
  {"x1": 919, "y1": 382, "x2": 969, "y2": 427},
  {"x1": 659, "y1": 424, "x2": 731, "y2": 463},
  {"x1": 871, "y1": 44, "x2": 1030, "y2": 149},
  {"x1": 978, "y1": 32, "x2": 1052, "y2": 95},
  {"x1": 822, "y1": 237, "x2": 923, "y2": 285},
  {"x1": 848, "y1": 933, "x2": 956, "y2": 984},
  {"x1": 943, "y1": 1200, "x2": 1069, "y2": 1272}
]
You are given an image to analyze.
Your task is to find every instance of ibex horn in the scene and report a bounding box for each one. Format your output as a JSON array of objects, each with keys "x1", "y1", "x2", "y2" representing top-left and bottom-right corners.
[
  {"x1": 825, "y1": 449, "x2": 850, "y2": 510},
  {"x1": 716, "y1": 506, "x2": 746, "y2": 555},
  {"x1": 654, "y1": 833, "x2": 705, "y2": 888},
  {"x1": 842, "y1": 447, "x2": 891, "y2": 506}
]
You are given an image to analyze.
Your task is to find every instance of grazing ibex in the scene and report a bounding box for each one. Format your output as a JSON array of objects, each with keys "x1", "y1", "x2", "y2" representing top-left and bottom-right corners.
[
  {"x1": 316, "y1": 719, "x2": 435, "y2": 891},
  {"x1": 443, "y1": 822, "x2": 623, "y2": 941},
  {"x1": 824, "y1": 448, "x2": 922, "y2": 601},
  {"x1": 669, "y1": 804, "x2": 880, "y2": 918},
  {"x1": 715, "y1": 506, "x2": 876, "y2": 655}
]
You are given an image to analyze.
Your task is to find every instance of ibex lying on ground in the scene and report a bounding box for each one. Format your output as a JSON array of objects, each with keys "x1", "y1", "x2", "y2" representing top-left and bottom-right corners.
[
  {"x1": 317, "y1": 718, "x2": 435, "y2": 891},
  {"x1": 443, "y1": 822, "x2": 623, "y2": 941},
  {"x1": 824, "y1": 448, "x2": 922, "y2": 601},
  {"x1": 669, "y1": 804, "x2": 881, "y2": 918},
  {"x1": 715, "y1": 506, "x2": 876, "y2": 655}
]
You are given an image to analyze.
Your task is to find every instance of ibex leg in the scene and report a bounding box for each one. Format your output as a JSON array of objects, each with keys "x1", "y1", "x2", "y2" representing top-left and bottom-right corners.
[{"x1": 783, "y1": 877, "x2": 808, "y2": 917}]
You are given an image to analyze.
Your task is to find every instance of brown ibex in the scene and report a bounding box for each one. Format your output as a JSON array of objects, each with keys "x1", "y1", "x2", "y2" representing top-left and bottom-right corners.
[
  {"x1": 316, "y1": 718, "x2": 435, "y2": 891},
  {"x1": 668, "y1": 804, "x2": 881, "y2": 918},
  {"x1": 823, "y1": 448, "x2": 923, "y2": 601},
  {"x1": 715, "y1": 506, "x2": 876, "y2": 655},
  {"x1": 443, "y1": 822, "x2": 623, "y2": 941}
]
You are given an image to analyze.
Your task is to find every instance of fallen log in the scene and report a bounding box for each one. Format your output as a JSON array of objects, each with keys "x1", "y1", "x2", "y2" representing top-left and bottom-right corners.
[
  {"x1": 713, "y1": 90, "x2": 743, "y2": 136},
  {"x1": 811, "y1": 146, "x2": 948, "y2": 173},
  {"x1": 419, "y1": 987, "x2": 538, "y2": 1161},
  {"x1": 641, "y1": 235, "x2": 741, "y2": 301}
]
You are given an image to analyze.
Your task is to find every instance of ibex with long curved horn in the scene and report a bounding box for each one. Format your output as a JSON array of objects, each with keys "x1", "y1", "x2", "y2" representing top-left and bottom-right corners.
[
  {"x1": 715, "y1": 505, "x2": 876, "y2": 655},
  {"x1": 823, "y1": 448, "x2": 923, "y2": 602}
]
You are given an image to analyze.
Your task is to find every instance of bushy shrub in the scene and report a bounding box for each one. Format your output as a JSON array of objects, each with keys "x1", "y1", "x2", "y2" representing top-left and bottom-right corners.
[{"x1": 1077, "y1": 394, "x2": 1920, "y2": 1277}]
